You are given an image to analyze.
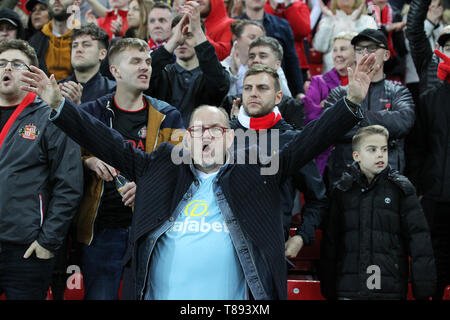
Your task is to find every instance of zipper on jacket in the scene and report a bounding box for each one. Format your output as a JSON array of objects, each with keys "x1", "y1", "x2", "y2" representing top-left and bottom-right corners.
[
  {"x1": 152, "y1": 114, "x2": 165, "y2": 151},
  {"x1": 39, "y1": 194, "x2": 44, "y2": 227},
  {"x1": 88, "y1": 182, "x2": 104, "y2": 245}
]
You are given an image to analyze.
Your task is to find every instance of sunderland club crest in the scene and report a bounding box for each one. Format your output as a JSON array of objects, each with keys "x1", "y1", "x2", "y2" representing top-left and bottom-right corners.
[{"x1": 18, "y1": 124, "x2": 40, "y2": 140}]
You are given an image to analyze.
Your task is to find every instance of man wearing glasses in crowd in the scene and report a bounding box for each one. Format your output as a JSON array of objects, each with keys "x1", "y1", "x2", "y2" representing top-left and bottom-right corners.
[
  {"x1": 0, "y1": 39, "x2": 83, "y2": 299},
  {"x1": 323, "y1": 28, "x2": 415, "y2": 189}
]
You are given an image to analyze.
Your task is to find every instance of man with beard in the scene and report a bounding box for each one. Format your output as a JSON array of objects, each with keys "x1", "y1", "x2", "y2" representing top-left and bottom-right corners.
[
  {"x1": 29, "y1": 0, "x2": 76, "y2": 80},
  {"x1": 59, "y1": 23, "x2": 116, "y2": 104}
]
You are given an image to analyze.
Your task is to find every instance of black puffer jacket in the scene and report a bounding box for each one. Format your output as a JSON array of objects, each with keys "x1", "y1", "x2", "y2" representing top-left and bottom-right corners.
[
  {"x1": 406, "y1": 0, "x2": 441, "y2": 94},
  {"x1": 320, "y1": 164, "x2": 436, "y2": 300}
]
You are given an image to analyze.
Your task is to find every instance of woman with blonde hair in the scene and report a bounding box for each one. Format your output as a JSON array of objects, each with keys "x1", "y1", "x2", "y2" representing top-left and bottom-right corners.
[{"x1": 312, "y1": 0, "x2": 376, "y2": 73}]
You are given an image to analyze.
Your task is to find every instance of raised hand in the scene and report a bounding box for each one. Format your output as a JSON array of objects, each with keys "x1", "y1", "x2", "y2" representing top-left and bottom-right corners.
[
  {"x1": 59, "y1": 81, "x2": 83, "y2": 105},
  {"x1": 346, "y1": 53, "x2": 379, "y2": 105},
  {"x1": 164, "y1": 14, "x2": 189, "y2": 53},
  {"x1": 20, "y1": 66, "x2": 64, "y2": 110},
  {"x1": 231, "y1": 97, "x2": 241, "y2": 119}
]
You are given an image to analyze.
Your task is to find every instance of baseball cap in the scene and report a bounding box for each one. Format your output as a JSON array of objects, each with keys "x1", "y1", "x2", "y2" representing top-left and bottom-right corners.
[
  {"x1": 437, "y1": 26, "x2": 450, "y2": 47},
  {"x1": 26, "y1": 0, "x2": 48, "y2": 12},
  {"x1": 351, "y1": 28, "x2": 389, "y2": 49},
  {"x1": 0, "y1": 9, "x2": 20, "y2": 28}
]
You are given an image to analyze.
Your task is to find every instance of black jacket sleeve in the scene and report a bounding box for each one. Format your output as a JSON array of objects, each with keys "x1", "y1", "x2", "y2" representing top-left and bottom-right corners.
[
  {"x1": 37, "y1": 122, "x2": 83, "y2": 252},
  {"x1": 406, "y1": 0, "x2": 433, "y2": 78},
  {"x1": 147, "y1": 46, "x2": 176, "y2": 100},
  {"x1": 195, "y1": 41, "x2": 231, "y2": 107},
  {"x1": 293, "y1": 160, "x2": 328, "y2": 246},
  {"x1": 319, "y1": 188, "x2": 340, "y2": 300},
  {"x1": 399, "y1": 182, "x2": 436, "y2": 300},
  {"x1": 278, "y1": 96, "x2": 306, "y2": 130}
]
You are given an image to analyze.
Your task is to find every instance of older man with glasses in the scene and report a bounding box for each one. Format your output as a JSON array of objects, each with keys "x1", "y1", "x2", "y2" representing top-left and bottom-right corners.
[
  {"x1": 322, "y1": 28, "x2": 416, "y2": 190},
  {"x1": 0, "y1": 39, "x2": 83, "y2": 300},
  {"x1": 19, "y1": 44, "x2": 383, "y2": 299}
]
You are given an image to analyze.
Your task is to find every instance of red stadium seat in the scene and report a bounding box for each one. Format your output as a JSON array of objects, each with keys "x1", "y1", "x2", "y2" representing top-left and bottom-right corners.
[
  {"x1": 443, "y1": 285, "x2": 450, "y2": 300},
  {"x1": 287, "y1": 279, "x2": 325, "y2": 300}
]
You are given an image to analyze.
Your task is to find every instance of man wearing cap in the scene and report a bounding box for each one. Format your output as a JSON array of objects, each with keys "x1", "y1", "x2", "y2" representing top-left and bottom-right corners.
[
  {"x1": 323, "y1": 28, "x2": 415, "y2": 189},
  {"x1": 0, "y1": 8, "x2": 24, "y2": 42},
  {"x1": 406, "y1": 26, "x2": 450, "y2": 300}
]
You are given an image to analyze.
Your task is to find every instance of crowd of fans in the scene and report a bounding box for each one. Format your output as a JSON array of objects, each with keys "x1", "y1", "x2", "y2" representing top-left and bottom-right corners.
[{"x1": 0, "y1": 0, "x2": 450, "y2": 301}]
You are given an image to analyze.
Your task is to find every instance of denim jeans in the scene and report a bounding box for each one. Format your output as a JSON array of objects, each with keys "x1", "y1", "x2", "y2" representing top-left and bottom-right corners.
[
  {"x1": 0, "y1": 243, "x2": 55, "y2": 300},
  {"x1": 81, "y1": 227, "x2": 129, "y2": 300}
]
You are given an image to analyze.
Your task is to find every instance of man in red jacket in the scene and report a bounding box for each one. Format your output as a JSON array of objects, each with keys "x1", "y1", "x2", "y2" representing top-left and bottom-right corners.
[{"x1": 196, "y1": 0, "x2": 234, "y2": 61}]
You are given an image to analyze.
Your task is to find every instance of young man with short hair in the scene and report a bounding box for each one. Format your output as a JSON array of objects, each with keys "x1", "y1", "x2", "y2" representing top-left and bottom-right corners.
[
  {"x1": 147, "y1": 1, "x2": 229, "y2": 127},
  {"x1": 59, "y1": 23, "x2": 116, "y2": 104},
  {"x1": 222, "y1": 36, "x2": 305, "y2": 130},
  {"x1": 238, "y1": 0, "x2": 304, "y2": 98},
  {"x1": 0, "y1": 39, "x2": 83, "y2": 300},
  {"x1": 320, "y1": 125, "x2": 435, "y2": 300},
  {"x1": 230, "y1": 65, "x2": 327, "y2": 260},
  {"x1": 57, "y1": 37, "x2": 184, "y2": 300}
]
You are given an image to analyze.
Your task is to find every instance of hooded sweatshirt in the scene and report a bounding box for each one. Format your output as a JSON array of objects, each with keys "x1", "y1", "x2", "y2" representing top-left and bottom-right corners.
[
  {"x1": 203, "y1": 0, "x2": 234, "y2": 61},
  {"x1": 40, "y1": 21, "x2": 72, "y2": 81}
]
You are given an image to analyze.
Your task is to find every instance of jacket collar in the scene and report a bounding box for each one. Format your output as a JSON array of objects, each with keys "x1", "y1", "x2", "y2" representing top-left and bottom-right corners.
[{"x1": 335, "y1": 162, "x2": 391, "y2": 192}]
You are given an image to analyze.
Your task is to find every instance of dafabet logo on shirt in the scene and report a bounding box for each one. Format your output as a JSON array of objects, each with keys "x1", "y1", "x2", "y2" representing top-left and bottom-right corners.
[{"x1": 170, "y1": 200, "x2": 229, "y2": 234}]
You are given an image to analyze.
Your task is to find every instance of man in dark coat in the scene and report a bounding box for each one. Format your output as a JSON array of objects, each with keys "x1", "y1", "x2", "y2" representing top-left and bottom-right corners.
[
  {"x1": 20, "y1": 51, "x2": 379, "y2": 299},
  {"x1": 406, "y1": 33, "x2": 450, "y2": 300}
]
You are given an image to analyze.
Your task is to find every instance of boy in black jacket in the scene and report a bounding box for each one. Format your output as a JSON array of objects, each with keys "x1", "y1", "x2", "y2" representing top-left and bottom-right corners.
[{"x1": 320, "y1": 125, "x2": 436, "y2": 300}]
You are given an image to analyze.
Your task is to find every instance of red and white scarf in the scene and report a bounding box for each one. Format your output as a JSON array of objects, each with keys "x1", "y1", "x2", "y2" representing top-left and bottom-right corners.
[
  {"x1": 368, "y1": 1, "x2": 396, "y2": 58},
  {"x1": 237, "y1": 106, "x2": 282, "y2": 130}
]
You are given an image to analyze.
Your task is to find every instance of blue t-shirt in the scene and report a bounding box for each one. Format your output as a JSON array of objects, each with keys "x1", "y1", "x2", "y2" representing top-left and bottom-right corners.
[{"x1": 147, "y1": 171, "x2": 246, "y2": 300}]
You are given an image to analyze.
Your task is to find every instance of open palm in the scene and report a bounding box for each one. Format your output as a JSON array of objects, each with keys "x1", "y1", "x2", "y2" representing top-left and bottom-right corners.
[
  {"x1": 20, "y1": 65, "x2": 64, "y2": 110},
  {"x1": 347, "y1": 53, "x2": 380, "y2": 105}
]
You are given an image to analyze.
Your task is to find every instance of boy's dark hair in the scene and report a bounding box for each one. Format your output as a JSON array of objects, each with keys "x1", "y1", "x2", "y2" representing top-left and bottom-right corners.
[
  {"x1": 230, "y1": 19, "x2": 265, "y2": 38},
  {"x1": 71, "y1": 23, "x2": 110, "y2": 50},
  {"x1": 249, "y1": 36, "x2": 283, "y2": 61},
  {"x1": 0, "y1": 39, "x2": 38, "y2": 66},
  {"x1": 171, "y1": 14, "x2": 206, "y2": 33},
  {"x1": 244, "y1": 64, "x2": 280, "y2": 92},
  {"x1": 108, "y1": 38, "x2": 150, "y2": 65},
  {"x1": 352, "y1": 125, "x2": 389, "y2": 151}
]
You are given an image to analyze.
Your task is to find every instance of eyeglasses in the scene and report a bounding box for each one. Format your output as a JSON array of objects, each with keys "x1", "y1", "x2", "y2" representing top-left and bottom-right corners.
[
  {"x1": 354, "y1": 44, "x2": 386, "y2": 54},
  {"x1": 0, "y1": 59, "x2": 32, "y2": 71},
  {"x1": 187, "y1": 126, "x2": 228, "y2": 138}
]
